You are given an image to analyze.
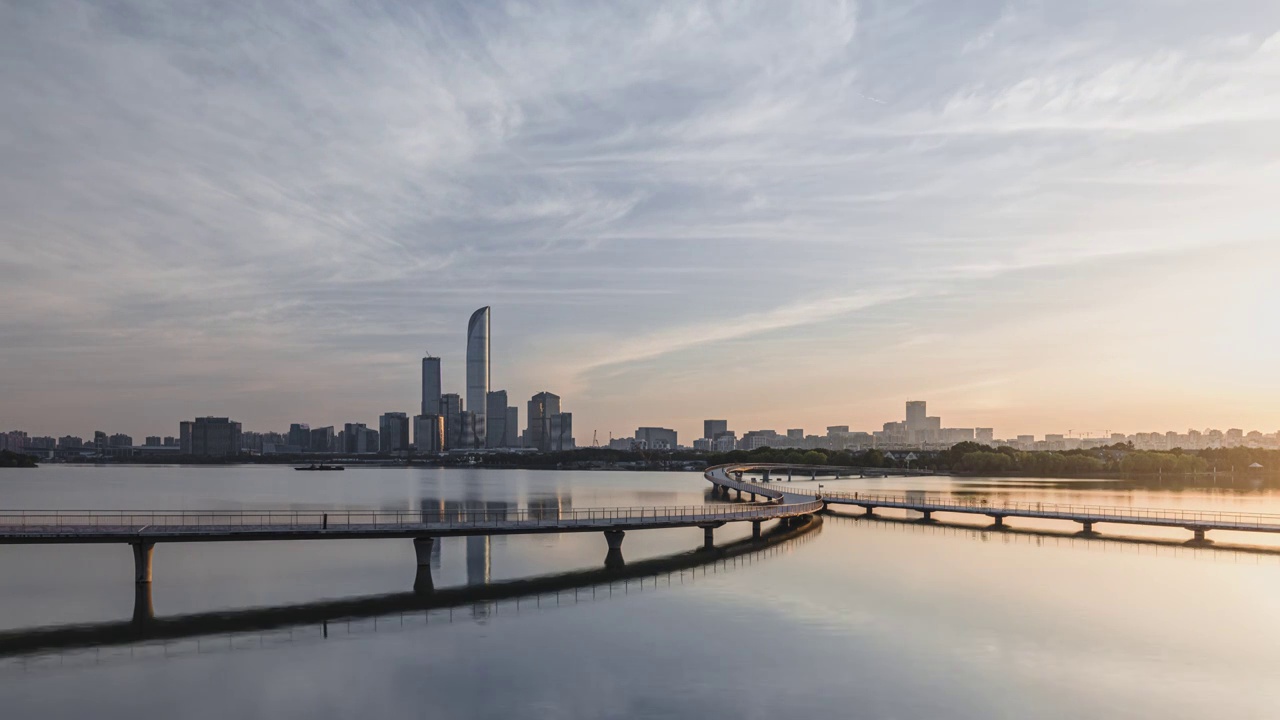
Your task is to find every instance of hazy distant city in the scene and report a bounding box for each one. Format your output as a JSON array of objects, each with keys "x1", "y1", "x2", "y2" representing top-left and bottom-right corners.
[{"x1": 3, "y1": 308, "x2": 1276, "y2": 461}]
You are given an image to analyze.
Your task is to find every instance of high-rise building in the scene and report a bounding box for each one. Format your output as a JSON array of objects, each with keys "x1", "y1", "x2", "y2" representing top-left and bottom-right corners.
[
  {"x1": 441, "y1": 393, "x2": 463, "y2": 449},
  {"x1": 145, "y1": 436, "x2": 162, "y2": 447},
  {"x1": 458, "y1": 411, "x2": 479, "y2": 449},
  {"x1": 421, "y1": 356, "x2": 441, "y2": 417},
  {"x1": 287, "y1": 423, "x2": 311, "y2": 449},
  {"x1": 344, "y1": 423, "x2": 373, "y2": 453},
  {"x1": 905, "y1": 401, "x2": 927, "y2": 438},
  {"x1": 178, "y1": 423, "x2": 192, "y2": 454},
  {"x1": 526, "y1": 392, "x2": 561, "y2": 451},
  {"x1": 379, "y1": 412, "x2": 410, "y2": 453},
  {"x1": 505, "y1": 406, "x2": 519, "y2": 449},
  {"x1": 109, "y1": 433, "x2": 133, "y2": 447},
  {"x1": 787, "y1": 429, "x2": 804, "y2": 440},
  {"x1": 485, "y1": 390, "x2": 508, "y2": 448},
  {"x1": 976, "y1": 428, "x2": 995, "y2": 445},
  {"x1": 703, "y1": 420, "x2": 728, "y2": 440},
  {"x1": 188, "y1": 417, "x2": 242, "y2": 457},
  {"x1": 466, "y1": 307, "x2": 490, "y2": 448},
  {"x1": 549, "y1": 412, "x2": 574, "y2": 451},
  {"x1": 414, "y1": 415, "x2": 443, "y2": 454},
  {"x1": 636, "y1": 427, "x2": 677, "y2": 450},
  {"x1": 310, "y1": 426, "x2": 335, "y2": 453}
]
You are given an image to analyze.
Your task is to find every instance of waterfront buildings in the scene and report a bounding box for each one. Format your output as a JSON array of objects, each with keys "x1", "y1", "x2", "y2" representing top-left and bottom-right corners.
[{"x1": 287, "y1": 423, "x2": 310, "y2": 449}]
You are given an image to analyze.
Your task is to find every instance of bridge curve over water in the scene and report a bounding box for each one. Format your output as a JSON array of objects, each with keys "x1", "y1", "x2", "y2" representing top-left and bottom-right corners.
[{"x1": 712, "y1": 462, "x2": 1280, "y2": 543}]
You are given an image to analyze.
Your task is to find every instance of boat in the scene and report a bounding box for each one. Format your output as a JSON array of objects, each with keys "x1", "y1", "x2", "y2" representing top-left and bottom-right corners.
[{"x1": 295, "y1": 464, "x2": 345, "y2": 471}]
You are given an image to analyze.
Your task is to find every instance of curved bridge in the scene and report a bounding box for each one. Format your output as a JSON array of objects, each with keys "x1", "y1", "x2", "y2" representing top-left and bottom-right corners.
[
  {"x1": 714, "y1": 462, "x2": 1280, "y2": 543},
  {"x1": 0, "y1": 469, "x2": 823, "y2": 590}
]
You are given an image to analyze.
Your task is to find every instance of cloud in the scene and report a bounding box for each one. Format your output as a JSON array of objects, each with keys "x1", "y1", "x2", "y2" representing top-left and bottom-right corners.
[{"x1": 1, "y1": 1, "x2": 1279, "y2": 439}]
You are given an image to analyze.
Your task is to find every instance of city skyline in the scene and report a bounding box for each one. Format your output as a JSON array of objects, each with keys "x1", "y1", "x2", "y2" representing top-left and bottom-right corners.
[{"x1": 3, "y1": 3, "x2": 1280, "y2": 442}]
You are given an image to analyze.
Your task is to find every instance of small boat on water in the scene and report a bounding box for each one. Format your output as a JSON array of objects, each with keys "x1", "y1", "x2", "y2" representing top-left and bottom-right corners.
[{"x1": 295, "y1": 464, "x2": 345, "y2": 471}]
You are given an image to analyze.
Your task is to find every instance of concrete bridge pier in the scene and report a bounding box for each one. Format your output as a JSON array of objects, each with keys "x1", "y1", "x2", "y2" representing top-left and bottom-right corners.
[
  {"x1": 1189, "y1": 528, "x2": 1209, "y2": 543},
  {"x1": 1079, "y1": 522, "x2": 1096, "y2": 535},
  {"x1": 861, "y1": 505, "x2": 875, "y2": 517},
  {"x1": 989, "y1": 515, "x2": 1005, "y2": 529},
  {"x1": 413, "y1": 565, "x2": 435, "y2": 594},
  {"x1": 701, "y1": 526, "x2": 716, "y2": 549},
  {"x1": 413, "y1": 537, "x2": 436, "y2": 566},
  {"x1": 604, "y1": 530, "x2": 625, "y2": 551},
  {"x1": 735, "y1": 489, "x2": 741, "y2": 500},
  {"x1": 131, "y1": 541, "x2": 154, "y2": 584},
  {"x1": 919, "y1": 510, "x2": 935, "y2": 522},
  {"x1": 749, "y1": 493, "x2": 756, "y2": 501},
  {"x1": 752, "y1": 520, "x2": 762, "y2": 539},
  {"x1": 132, "y1": 583, "x2": 155, "y2": 625}
]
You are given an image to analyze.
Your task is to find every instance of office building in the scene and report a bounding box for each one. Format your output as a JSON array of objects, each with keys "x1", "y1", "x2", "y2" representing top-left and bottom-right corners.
[
  {"x1": 466, "y1": 307, "x2": 490, "y2": 448},
  {"x1": 486, "y1": 390, "x2": 508, "y2": 448},
  {"x1": 635, "y1": 427, "x2": 678, "y2": 451},
  {"x1": 344, "y1": 423, "x2": 377, "y2": 454},
  {"x1": 787, "y1": 429, "x2": 804, "y2": 440},
  {"x1": 703, "y1": 420, "x2": 728, "y2": 440},
  {"x1": 287, "y1": 423, "x2": 311, "y2": 449},
  {"x1": 505, "y1": 406, "x2": 519, "y2": 449},
  {"x1": 178, "y1": 424, "x2": 192, "y2": 454},
  {"x1": 145, "y1": 436, "x2": 161, "y2": 447},
  {"x1": 526, "y1": 391, "x2": 561, "y2": 452},
  {"x1": 309, "y1": 426, "x2": 335, "y2": 453},
  {"x1": 421, "y1": 356, "x2": 441, "y2": 417},
  {"x1": 549, "y1": 412, "x2": 574, "y2": 451},
  {"x1": 976, "y1": 428, "x2": 995, "y2": 445},
  {"x1": 187, "y1": 417, "x2": 242, "y2": 457},
  {"x1": 414, "y1": 415, "x2": 444, "y2": 454},
  {"x1": 441, "y1": 393, "x2": 463, "y2": 449},
  {"x1": 379, "y1": 412, "x2": 410, "y2": 453},
  {"x1": 458, "y1": 411, "x2": 479, "y2": 449},
  {"x1": 905, "y1": 401, "x2": 927, "y2": 438}
]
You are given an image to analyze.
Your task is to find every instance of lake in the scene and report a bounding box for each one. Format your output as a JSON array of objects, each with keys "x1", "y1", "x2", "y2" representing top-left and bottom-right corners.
[{"x1": 0, "y1": 465, "x2": 1277, "y2": 719}]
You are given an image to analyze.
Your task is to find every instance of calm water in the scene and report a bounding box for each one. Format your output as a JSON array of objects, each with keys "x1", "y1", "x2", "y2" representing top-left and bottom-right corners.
[{"x1": 1, "y1": 465, "x2": 1279, "y2": 719}]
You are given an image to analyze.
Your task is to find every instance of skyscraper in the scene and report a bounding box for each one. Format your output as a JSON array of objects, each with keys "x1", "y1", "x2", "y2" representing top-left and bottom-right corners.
[
  {"x1": 906, "y1": 400, "x2": 927, "y2": 442},
  {"x1": 486, "y1": 390, "x2": 508, "y2": 448},
  {"x1": 466, "y1": 307, "x2": 490, "y2": 448},
  {"x1": 421, "y1": 356, "x2": 441, "y2": 417}
]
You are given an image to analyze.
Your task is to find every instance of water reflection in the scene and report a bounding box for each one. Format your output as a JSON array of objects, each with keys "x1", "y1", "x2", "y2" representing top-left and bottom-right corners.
[{"x1": 0, "y1": 517, "x2": 822, "y2": 669}]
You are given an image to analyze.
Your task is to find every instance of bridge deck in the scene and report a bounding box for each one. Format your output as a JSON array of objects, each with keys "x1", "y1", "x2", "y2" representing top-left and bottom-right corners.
[{"x1": 0, "y1": 486, "x2": 824, "y2": 544}]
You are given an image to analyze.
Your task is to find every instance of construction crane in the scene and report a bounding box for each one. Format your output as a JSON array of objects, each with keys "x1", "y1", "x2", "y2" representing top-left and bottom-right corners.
[{"x1": 592, "y1": 430, "x2": 599, "y2": 447}]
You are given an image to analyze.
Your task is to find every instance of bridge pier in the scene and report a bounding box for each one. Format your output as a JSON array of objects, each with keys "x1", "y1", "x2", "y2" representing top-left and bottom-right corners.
[
  {"x1": 413, "y1": 537, "x2": 436, "y2": 566},
  {"x1": 862, "y1": 505, "x2": 874, "y2": 517},
  {"x1": 413, "y1": 565, "x2": 434, "y2": 594},
  {"x1": 1189, "y1": 528, "x2": 1209, "y2": 543},
  {"x1": 919, "y1": 510, "x2": 934, "y2": 522},
  {"x1": 749, "y1": 493, "x2": 756, "y2": 501},
  {"x1": 131, "y1": 541, "x2": 154, "y2": 584},
  {"x1": 604, "y1": 529, "x2": 625, "y2": 551},
  {"x1": 752, "y1": 520, "x2": 761, "y2": 539},
  {"x1": 132, "y1": 583, "x2": 155, "y2": 625},
  {"x1": 1079, "y1": 522, "x2": 1096, "y2": 535},
  {"x1": 990, "y1": 515, "x2": 1005, "y2": 529},
  {"x1": 735, "y1": 489, "x2": 741, "y2": 500},
  {"x1": 703, "y1": 526, "x2": 715, "y2": 549}
]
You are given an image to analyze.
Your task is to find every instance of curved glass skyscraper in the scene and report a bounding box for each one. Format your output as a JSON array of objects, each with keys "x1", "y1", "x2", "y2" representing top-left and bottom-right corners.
[{"x1": 466, "y1": 306, "x2": 490, "y2": 447}]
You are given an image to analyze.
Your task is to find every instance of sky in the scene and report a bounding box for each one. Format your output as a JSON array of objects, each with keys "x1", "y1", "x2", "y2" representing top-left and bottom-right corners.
[{"x1": 2, "y1": 0, "x2": 1280, "y2": 443}]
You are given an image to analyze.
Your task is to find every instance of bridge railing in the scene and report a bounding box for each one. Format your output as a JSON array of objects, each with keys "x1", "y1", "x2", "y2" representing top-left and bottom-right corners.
[
  {"x1": 0, "y1": 499, "x2": 824, "y2": 532},
  {"x1": 819, "y1": 491, "x2": 1280, "y2": 527}
]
